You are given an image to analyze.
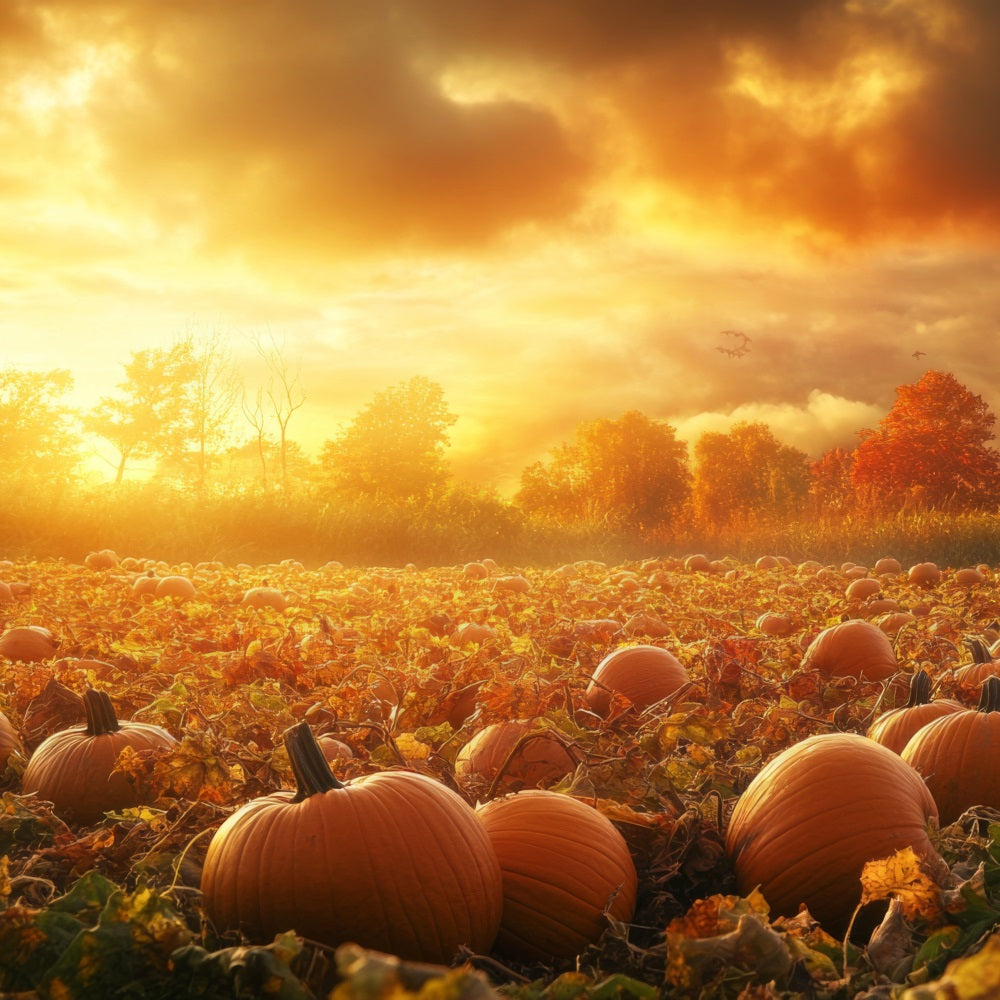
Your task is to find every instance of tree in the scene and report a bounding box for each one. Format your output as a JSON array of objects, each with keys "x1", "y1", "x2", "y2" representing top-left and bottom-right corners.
[
  {"x1": 83, "y1": 343, "x2": 197, "y2": 483},
  {"x1": 320, "y1": 376, "x2": 457, "y2": 502},
  {"x1": 247, "y1": 330, "x2": 306, "y2": 492},
  {"x1": 851, "y1": 370, "x2": 1000, "y2": 511},
  {"x1": 809, "y1": 446, "x2": 856, "y2": 516},
  {"x1": 692, "y1": 422, "x2": 810, "y2": 526},
  {"x1": 515, "y1": 410, "x2": 691, "y2": 533},
  {"x1": 0, "y1": 367, "x2": 80, "y2": 487}
]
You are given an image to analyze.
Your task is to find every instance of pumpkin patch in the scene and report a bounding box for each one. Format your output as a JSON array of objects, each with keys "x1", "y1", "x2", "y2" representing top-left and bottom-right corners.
[{"x1": 2, "y1": 552, "x2": 1000, "y2": 997}]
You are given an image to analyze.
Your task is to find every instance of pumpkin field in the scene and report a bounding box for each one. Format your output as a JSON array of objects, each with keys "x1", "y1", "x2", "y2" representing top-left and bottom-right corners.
[{"x1": 3, "y1": 551, "x2": 1000, "y2": 999}]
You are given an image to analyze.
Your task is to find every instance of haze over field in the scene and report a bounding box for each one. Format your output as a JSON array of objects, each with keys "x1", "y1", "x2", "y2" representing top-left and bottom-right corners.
[{"x1": 3, "y1": 0, "x2": 999, "y2": 492}]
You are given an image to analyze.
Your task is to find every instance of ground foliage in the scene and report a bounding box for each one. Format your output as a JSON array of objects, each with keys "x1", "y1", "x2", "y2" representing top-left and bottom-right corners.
[{"x1": 2, "y1": 553, "x2": 1000, "y2": 997}]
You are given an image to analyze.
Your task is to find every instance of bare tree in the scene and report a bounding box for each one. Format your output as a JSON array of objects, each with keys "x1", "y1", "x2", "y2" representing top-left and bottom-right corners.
[
  {"x1": 240, "y1": 383, "x2": 270, "y2": 489},
  {"x1": 251, "y1": 330, "x2": 306, "y2": 493}
]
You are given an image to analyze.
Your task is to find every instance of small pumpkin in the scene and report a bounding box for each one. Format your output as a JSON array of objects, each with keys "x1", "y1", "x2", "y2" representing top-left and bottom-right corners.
[
  {"x1": 866, "y1": 669, "x2": 963, "y2": 754},
  {"x1": 800, "y1": 619, "x2": 898, "y2": 682},
  {"x1": 0, "y1": 626, "x2": 58, "y2": 663},
  {"x1": 951, "y1": 636, "x2": 1000, "y2": 694},
  {"x1": 0, "y1": 708, "x2": 24, "y2": 771},
  {"x1": 315, "y1": 733, "x2": 354, "y2": 762},
  {"x1": 902, "y1": 675, "x2": 1000, "y2": 825},
  {"x1": 908, "y1": 562, "x2": 941, "y2": 587},
  {"x1": 476, "y1": 790, "x2": 637, "y2": 961},
  {"x1": 725, "y1": 732, "x2": 942, "y2": 937},
  {"x1": 585, "y1": 644, "x2": 688, "y2": 717},
  {"x1": 154, "y1": 575, "x2": 197, "y2": 600},
  {"x1": 84, "y1": 549, "x2": 118, "y2": 571},
  {"x1": 845, "y1": 577, "x2": 881, "y2": 602},
  {"x1": 455, "y1": 720, "x2": 577, "y2": 796},
  {"x1": 22, "y1": 688, "x2": 177, "y2": 825},
  {"x1": 756, "y1": 612, "x2": 794, "y2": 637},
  {"x1": 241, "y1": 586, "x2": 288, "y2": 612},
  {"x1": 200, "y1": 722, "x2": 502, "y2": 964}
]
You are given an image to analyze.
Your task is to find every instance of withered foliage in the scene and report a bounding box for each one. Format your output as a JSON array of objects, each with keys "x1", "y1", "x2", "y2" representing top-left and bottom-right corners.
[{"x1": 2, "y1": 555, "x2": 1000, "y2": 997}]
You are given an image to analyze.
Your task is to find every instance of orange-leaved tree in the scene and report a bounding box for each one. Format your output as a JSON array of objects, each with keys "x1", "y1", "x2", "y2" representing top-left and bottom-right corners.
[
  {"x1": 851, "y1": 370, "x2": 1000, "y2": 511},
  {"x1": 691, "y1": 422, "x2": 810, "y2": 527},
  {"x1": 515, "y1": 410, "x2": 690, "y2": 533}
]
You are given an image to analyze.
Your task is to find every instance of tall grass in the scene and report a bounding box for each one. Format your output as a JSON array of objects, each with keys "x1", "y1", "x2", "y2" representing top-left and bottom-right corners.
[{"x1": 1, "y1": 481, "x2": 998, "y2": 569}]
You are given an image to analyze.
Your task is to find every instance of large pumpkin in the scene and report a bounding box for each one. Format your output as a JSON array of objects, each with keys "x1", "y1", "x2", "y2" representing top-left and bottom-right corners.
[
  {"x1": 901, "y1": 676, "x2": 1000, "y2": 825},
  {"x1": 725, "y1": 732, "x2": 941, "y2": 936},
  {"x1": 200, "y1": 722, "x2": 503, "y2": 964},
  {"x1": 455, "y1": 720, "x2": 577, "y2": 796},
  {"x1": 866, "y1": 669, "x2": 963, "y2": 754},
  {"x1": 585, "y1": 644, "x2": 688, "y2": 717},
  {"x1": 800, "y1": 619, "x2": 898, "y2": 682},
  {"x1": 22, "y1": 688, "x2": 177, "y2": 825},
  {"x1": 0, "y1": 626, "x2": 58, "y2": 663},
  {"x1": 476, "y1": 790, "x2": 637, "y2": 961}
]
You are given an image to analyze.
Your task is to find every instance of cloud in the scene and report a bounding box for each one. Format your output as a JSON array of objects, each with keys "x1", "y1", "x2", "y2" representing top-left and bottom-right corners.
[{"x1": 672, "y1": 390, "x2": 885, "y2": 458}]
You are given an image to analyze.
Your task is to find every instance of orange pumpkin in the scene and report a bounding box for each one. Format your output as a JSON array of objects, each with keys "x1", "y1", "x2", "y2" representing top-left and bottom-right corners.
[
  {"x1": 952, "y1": 637, "x2": 1000, "y2": 693},
  {"x1": 585, "y1": 644, "x2": 688, "y2": 717},
  {"x1": 241, "y1": 586, "x2": 288, "y2": 611},
  {"x1": 200, "y1": 722, "x2": 502, "y2": 964},
  {"x1": 455, "y1": 721, "x2": 577, "y2": 795},
  {"x1": 0, "y1": 626, "x2": 58, "y2": 663},
  {"x1": 0, "y1": 709, "x2": 24, "y2": 770},
  {"x1": 866, "y1": 669, "x2": 963, "y2": 754},
  {"x1": 154, "y1": 575, "x2": 197, "y2": 600},
  {"x1": 800, "y1": 619, "x2": 898, "y2": 682},
  {"x1": 22, "y1": 689, "x2": 177, "y2": 825},
  {"x1": 476, "y1": 790, "x2": 637, "y2": 960},
  {"x1": 908, "y1": 562, "x2": 941, "y2": 587},
  {"x1": 726, "y1": 732, "x2": 941, "y2": 936},
  {"x1": 902, "y1": 676, "x2": 1000, "y2": 825}
]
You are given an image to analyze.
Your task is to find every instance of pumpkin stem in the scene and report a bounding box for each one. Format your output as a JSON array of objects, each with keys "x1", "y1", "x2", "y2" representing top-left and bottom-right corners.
[
  {"x1": 977, "y1": 676, "x2": 1000, "y2": 713},
  {"x1": 904, "y1": 669, "x2": 933, "y2": 708},
  {"x1": 964, "y1": 636, "x2": 993, "y2": 664},
  {"x1": 284, "y1": 722, "x2": 345, "y2": 800},
  {"x1": 83, "y1": 688, "x2": 121, "y2": 736}
]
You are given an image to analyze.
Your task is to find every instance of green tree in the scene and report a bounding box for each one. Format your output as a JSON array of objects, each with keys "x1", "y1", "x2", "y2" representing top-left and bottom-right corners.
[
  {"x1": 83, "y1": 342, "x2": 197, "y2": 483},
  {"x1": 515, "y1": 410, "x2": 691, "y2": 533},
  {"x1": 851, "y1": 370, "x2": 1000, "y2": 511},
  {"x1": 320, "y1": 376, "x2": 457, "y2": 502},
  {"x1": 692, "y1": 422, "x2": 809, "y2": 526},
  {"x1": 0, "y1": 367, "x2": 80, "y2": 487}
]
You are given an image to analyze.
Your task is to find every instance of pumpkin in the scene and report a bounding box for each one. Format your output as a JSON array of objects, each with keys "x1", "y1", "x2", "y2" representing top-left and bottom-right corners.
[
  {"x1": 800, "y1": 619, "x2": 898, "y2": 682},
  {"x1": 684, "y1": 553, "x2": 711, "y2": 572},
  {"x1": 315, "y1": 733, "x2": 354, "y2": 762},
  {"x1": 0, "y1": 709, "x2": 24, "y2": 770},
  {"x1": 756, "y1": 612, "x2": 794, "y2": 637},
  {"x1": 241, "y1": 586, "x2": 288, "y2": 612},
  {"x1": 951, "y1": 637, "x2": 1000, "y2": 693},
  {"x1": 725, "y1": 732, "x2": 942, "y2": 937},
  {"x1": 22, "y1": 688, "x2": 177, "y2": 825},
  {"x1": 462, "y1": 561, "x2": 489, "y2": 580},
  {"x1": 953, "y1": 567, "x2": 985, "y2": 588},
  {"x1": 494, "y1": 574, "x2": 531, "y2": 594},
  {"x1": 845, "y1": 577, "x2": 881, "y2": 602},
  {"x1": 453, "y1": 622, "x2": 496, "y2": 646},
  {"x1": 200, "y1": 722, "x2": 503, "y2": 964},
  {"x1": 476, "y1": 790, "x2": 637, "y2": 961},
  {"x1": 585, "y1": 644, "x2": 689, "y2": 717},
  {"x1": 908, "y1": 562, "x2": 941, "y2": 587},
  {"x1": 866, "y1": 669, "x2": 963, "y2": 754},
  {"x1": 455, "y1": 721, "x2": 577, "y2": 796},
  {"x1": 873, "y1": 557, "x2": 902, "y2": 576},
  {"x1": 0, "y1": 625, "x2": 58, "y2": 663},
  {"x1": 154, "y1": 575, "x2": 196, "y2": 600},
  {"x1": 84, "y1": 549, "x2": 118, "y2": 570},
  {"x1": 754, "y1": 555, "x2": 781, "y2": 571},
  {"x1": 901, "y1": 676, "x2": 1000, "y2": 825},
  {"x1": 130, "y1": 571, "x2": 160, "y2": 599}
]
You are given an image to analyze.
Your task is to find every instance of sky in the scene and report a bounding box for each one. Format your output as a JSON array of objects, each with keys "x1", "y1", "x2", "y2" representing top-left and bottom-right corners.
[{"x1": 3, "y1": 0, "x2": 1000, "y2": 493}]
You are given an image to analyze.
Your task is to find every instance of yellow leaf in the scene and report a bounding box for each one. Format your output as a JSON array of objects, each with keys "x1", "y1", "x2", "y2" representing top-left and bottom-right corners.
[{"x1": 859, "y1": 846, "x2": 944, "y2": 925}]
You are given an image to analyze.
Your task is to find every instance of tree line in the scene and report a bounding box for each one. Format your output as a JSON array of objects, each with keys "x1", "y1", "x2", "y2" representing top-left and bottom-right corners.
[{"x1": 2, "y1": 329, "x2": 999, "y2": 543}]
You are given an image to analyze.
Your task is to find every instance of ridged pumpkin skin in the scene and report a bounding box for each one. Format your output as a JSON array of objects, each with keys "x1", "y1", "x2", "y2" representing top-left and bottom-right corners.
[
  {"x1": 901, "y1": 676, "x2": 1000, "y2": 825},
  {"x1": 585, "y1": 644, "x2": 688, "y2": 717},
  {"x1": 867, "y1": 670, "x2": 964, "y2": 754},
  {"x1": 800, "y1": 619, "x2": 898, "y2": 681},
  {"x1": 455, "y1": 721, "x2": 577, "y2": 795},
  {"x1": 22, "y1": 689, "x2": 177, "y2": 825},
  {"x1": 476, "y1": 790, "x2": 637, "y2": 961},
  {"x1": 201, "y1": 723, "x2": 503, "y2": 964},
  {"x1": 0, "y1": 709, "x2": 24, "y2": 769},
  {"x1": 725, "y1": 733, "x2": 940, "y2": 936}
]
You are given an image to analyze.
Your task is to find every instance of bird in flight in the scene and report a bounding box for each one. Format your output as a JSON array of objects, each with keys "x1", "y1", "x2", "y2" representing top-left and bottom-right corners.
[
  {"x1": 716, "y1": 330, "x2": 752, "y2": 358},
  {"x1": 912, "y1": 350, "x2": 926, "y2": 359}
]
